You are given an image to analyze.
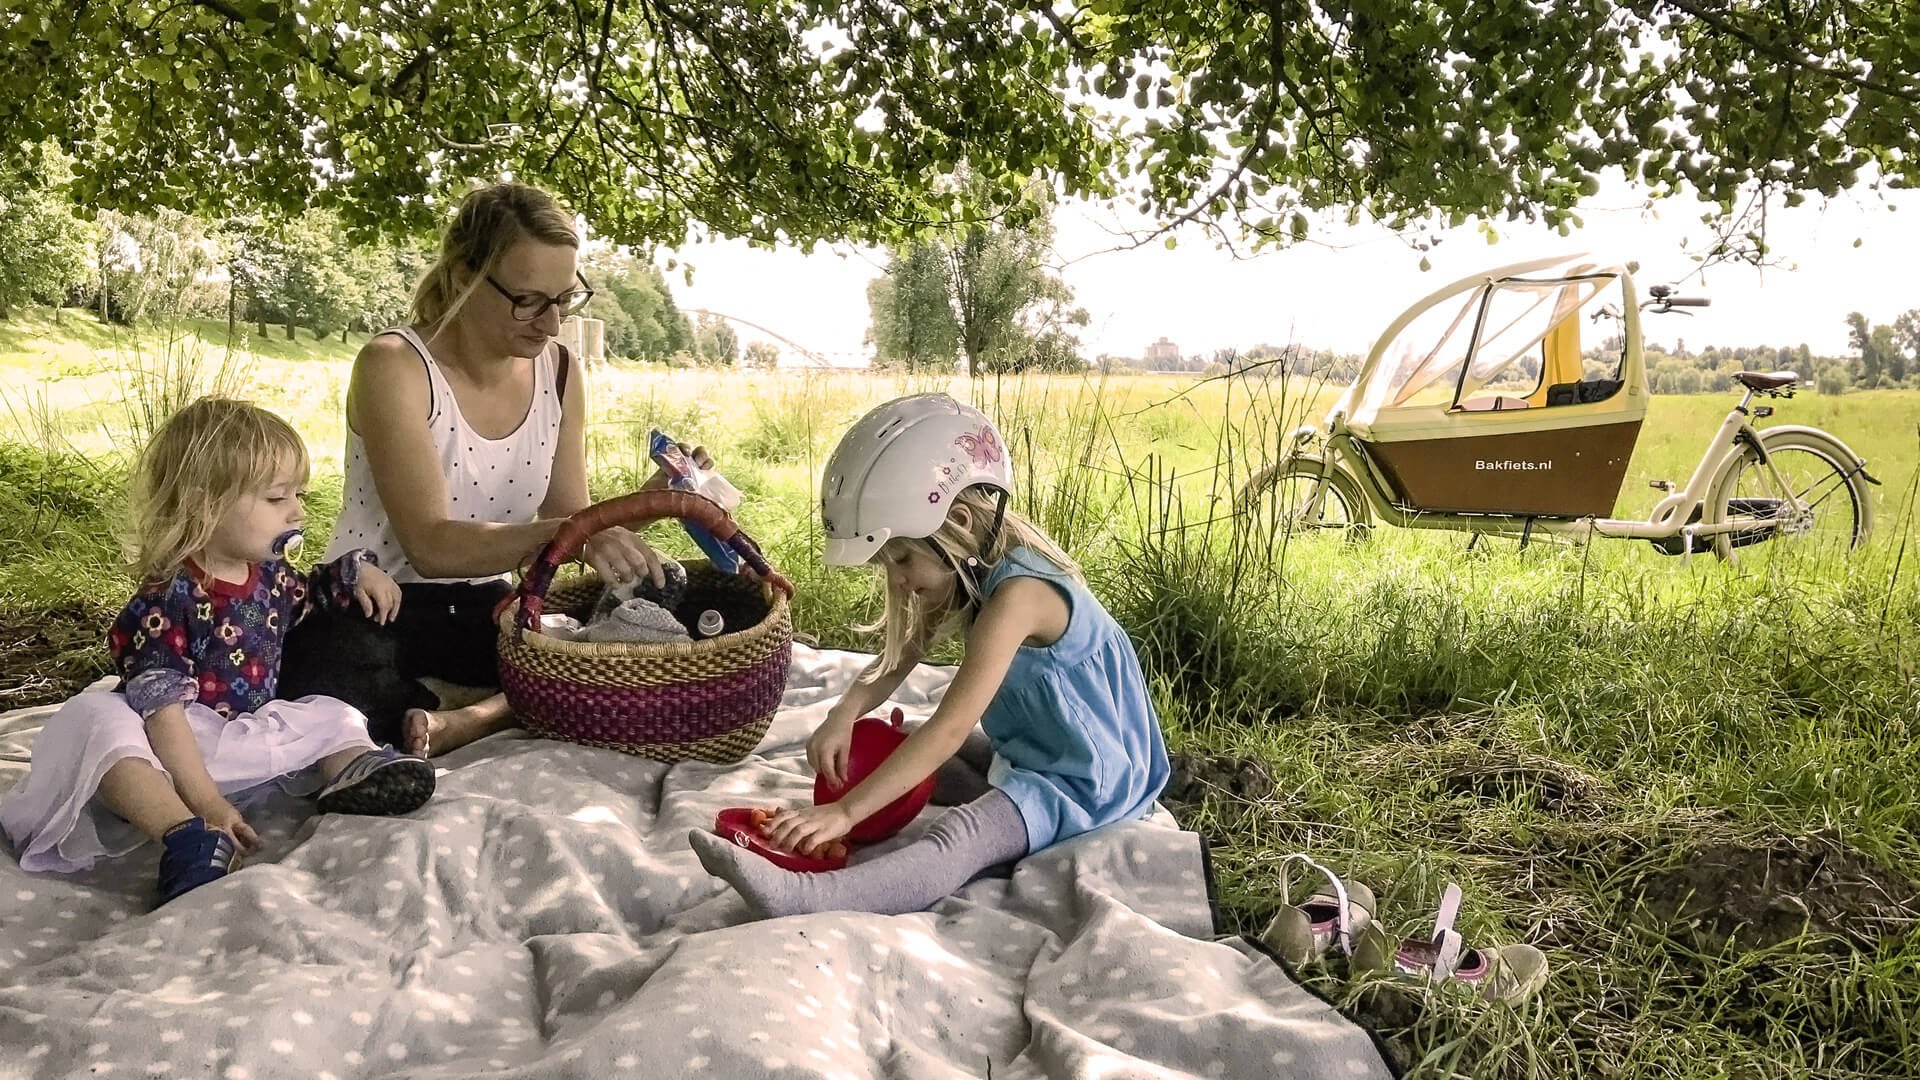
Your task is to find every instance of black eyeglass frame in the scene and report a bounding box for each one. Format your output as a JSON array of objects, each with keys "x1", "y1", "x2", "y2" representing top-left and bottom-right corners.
[{"x1": 483, "y1": 272, "x2": 596, "y2": 321}]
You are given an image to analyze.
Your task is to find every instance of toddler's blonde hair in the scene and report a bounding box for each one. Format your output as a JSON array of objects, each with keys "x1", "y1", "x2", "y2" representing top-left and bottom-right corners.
[
  {"x1": 862, "y1": 486, "x2": 1081, "y2": 680},
  {"x1": 125, "y1": 398, "x2": 309, "y2": 582}
]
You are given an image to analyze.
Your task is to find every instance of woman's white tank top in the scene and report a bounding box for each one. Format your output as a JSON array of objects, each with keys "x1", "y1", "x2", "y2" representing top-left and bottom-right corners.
[{"x1": 324, "y1": 326, "x2": 564, "y2": 584}]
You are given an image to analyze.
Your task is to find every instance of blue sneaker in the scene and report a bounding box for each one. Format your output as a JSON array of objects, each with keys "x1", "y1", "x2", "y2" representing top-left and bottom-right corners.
[
  {"x1": 316, "y1": 746, "x2": 435, "y2": 816},
  {"x1": 156, "y1": 818, "x2": 239, "y2": 906}
]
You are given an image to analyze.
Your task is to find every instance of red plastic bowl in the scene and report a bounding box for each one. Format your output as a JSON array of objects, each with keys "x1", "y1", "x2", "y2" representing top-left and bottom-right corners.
[
  {"x1": 813, "y1": 707, "x2": 937, "y2": 843},
  {"x1": 713, "y1": 807, "x2": 849, "y2": 873}
]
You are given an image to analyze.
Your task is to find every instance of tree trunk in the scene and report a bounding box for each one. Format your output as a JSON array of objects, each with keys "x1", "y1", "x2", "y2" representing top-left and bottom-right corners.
[
  {"x1": 227, "y1": 275, "x2": 236, "y2": 344},
  {"x1": 285, "y1": 320, "x2": 296, "y2": 340}
]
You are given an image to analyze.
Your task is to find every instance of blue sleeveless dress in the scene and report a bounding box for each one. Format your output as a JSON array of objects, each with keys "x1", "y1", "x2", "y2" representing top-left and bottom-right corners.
[{"x1": 977, "y1": 547, "x2": 1170, "y2": 851}]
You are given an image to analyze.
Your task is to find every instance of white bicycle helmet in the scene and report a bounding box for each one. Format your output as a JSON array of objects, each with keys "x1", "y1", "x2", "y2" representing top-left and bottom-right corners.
[{"x1": 820, "y1": 394, "x2": 1013, "y2": 567}]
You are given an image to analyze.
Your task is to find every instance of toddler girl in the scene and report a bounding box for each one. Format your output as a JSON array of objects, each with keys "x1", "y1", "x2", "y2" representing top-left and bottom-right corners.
[{"x1": 2, "y1": 398, "x2": 435, "y2": 906}]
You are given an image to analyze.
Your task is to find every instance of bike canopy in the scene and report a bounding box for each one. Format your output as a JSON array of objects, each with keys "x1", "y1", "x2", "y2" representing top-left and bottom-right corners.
[{"x1": 1338, "y1": 254, "x2": 1647, "y2": 444}]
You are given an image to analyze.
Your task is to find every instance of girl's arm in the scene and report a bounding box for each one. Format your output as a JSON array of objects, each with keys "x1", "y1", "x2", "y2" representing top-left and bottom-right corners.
[
  {"x1": 808, "y1": 642, "x2": 925, "y2": 788},
  {"x1": 349, "y1": 336, "x2": 566, "y2": 579},
  {"x1": 829, "y1": 648, "x2": 925, "y2": 725},
  {"x1": 779, "y1": 578, "x2": 1064, "y2": 847},
  {"x1": 142, "y1": 703, "x2": 224, "y2": 815}
]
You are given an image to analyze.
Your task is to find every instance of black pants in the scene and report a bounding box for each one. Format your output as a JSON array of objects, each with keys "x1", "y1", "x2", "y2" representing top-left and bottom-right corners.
[{"x1": 278, "y1": 580, "x2": 514, "y2": 746}]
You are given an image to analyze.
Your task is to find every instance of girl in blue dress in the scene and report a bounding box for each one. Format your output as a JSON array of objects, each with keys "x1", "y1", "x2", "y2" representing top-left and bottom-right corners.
[{"x1": 692, "y1": 393, "x2": 1169, "y2": 917}]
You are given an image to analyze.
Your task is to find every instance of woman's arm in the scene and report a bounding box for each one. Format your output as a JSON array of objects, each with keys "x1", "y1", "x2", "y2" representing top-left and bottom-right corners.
[
  {"x1": 348, "y1": 337, "x2": 564, "y2": 579},
  {"x1": 535, "y1": 347, "x2": 663, "y2": 586}
]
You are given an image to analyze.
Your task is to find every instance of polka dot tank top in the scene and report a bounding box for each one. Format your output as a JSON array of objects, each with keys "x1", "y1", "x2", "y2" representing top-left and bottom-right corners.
[{"x1": 324, "y1": 326, "x2": 563, "y2": 585}]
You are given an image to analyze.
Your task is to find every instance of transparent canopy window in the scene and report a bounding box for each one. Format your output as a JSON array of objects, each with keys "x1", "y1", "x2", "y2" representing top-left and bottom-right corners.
[{"x1": 1363, "y1": 270, "x2": 1621, "y2": 415}]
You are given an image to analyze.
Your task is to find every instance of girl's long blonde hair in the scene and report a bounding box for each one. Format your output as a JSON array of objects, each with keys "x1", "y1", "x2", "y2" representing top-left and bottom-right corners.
[
  {"x1": 125, "y1": 398, "x2": 309, "y2": 582},
  {"x1": 862, "y1": 486, "x2": 1081, "y2": 680},
  {"x1": 411, "y1": 183, "x2": 580, "y2": 339}
]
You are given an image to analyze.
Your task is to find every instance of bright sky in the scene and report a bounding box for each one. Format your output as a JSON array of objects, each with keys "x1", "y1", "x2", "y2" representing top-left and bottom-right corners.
[{"x1": 660, "y1": 175, "x2": 1920, "y2": 365}]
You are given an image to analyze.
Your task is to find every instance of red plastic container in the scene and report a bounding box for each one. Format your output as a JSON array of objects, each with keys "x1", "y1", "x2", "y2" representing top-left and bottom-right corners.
[
  {"x1": 813, "y1": 707, "x2": 937, "y2": 843},
  {"x1": 712, "y1": 807, "x2": 848, "y2": 873}
]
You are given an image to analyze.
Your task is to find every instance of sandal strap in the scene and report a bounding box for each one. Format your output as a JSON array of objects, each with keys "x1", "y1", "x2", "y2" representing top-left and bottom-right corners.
[
  {"x1": 1427, "y1": 883, "x2": 1465, "y2": 982},
  {"x1": 1277, "y1": 853, "x2": 1357, "y2": 956}
]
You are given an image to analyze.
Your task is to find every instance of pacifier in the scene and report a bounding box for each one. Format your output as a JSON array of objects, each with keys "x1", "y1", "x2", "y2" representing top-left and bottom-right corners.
[{"x1": 272, "y1": 529, "x2": 305, "y2": 557}]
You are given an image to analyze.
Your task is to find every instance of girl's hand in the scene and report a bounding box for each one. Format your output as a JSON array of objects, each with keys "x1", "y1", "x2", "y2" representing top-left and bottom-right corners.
[
  {"x1": 807, "y1": 714, "x2": 856, "y2": 791},
  {"x1": 583, "y1": 525, "x2": 665, "y2": 590},
  {"x1": 765, "y1": 802, "x2": 853, "y2": 858},
  {"x1": 195, "y1": 798, "x2": 261, "y2": 854},
  {"x1": 354, "y1": 564, "x2": 402, "y2": 624}
]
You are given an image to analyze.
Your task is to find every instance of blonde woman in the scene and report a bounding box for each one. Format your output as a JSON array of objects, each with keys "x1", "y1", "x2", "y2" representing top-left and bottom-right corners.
[
  {"x1": 278, "y1": 183, "x2": 678, "y2": 758},
  {"x1": 1, "y1": 399, "x2": 434, "y2": 907},
  {"x1": 691, "y1": 394, "x2": 1171, "y2": 918}
]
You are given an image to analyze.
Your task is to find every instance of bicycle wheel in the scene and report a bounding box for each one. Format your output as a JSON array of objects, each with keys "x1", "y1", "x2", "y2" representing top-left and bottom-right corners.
[
  {"x1": 1237, "y1": 455, "x2": 1373, "y2": 538},
  {"x1": 1703, "y1": 427, "x2": 1872, "y2": 560}
]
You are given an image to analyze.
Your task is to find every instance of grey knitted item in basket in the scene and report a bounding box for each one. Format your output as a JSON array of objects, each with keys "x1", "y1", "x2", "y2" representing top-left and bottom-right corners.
[{"x1": 581, "y1": 597, "x2": 692, "y2": 644}]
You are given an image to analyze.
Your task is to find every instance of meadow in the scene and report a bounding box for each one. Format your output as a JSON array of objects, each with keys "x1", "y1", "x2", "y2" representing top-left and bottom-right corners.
[{"x1": 3, "y1": 309, "x2": 1917, "y2": 1078}]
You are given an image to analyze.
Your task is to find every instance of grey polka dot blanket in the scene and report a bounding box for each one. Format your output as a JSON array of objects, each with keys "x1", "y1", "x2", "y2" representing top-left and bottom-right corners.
[{"x1": 0, "y1": 646, "x2": 1390, "y2": 1078}]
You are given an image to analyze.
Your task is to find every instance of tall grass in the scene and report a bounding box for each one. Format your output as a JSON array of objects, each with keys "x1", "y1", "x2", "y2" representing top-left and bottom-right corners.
[{"x1": 2, "y1": 342, "x2": 1917, "y2": 1077}]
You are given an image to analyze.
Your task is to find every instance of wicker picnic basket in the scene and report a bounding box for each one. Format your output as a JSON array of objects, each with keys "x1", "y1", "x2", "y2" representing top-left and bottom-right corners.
[{"x1": 495, "y1": 488, "x2": 795, "y2": 763}]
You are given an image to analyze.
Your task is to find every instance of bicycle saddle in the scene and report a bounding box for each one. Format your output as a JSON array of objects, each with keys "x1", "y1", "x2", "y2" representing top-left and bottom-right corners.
[{"x1": 1732, "y1": 370, "x2": 1798, "y2": 391}]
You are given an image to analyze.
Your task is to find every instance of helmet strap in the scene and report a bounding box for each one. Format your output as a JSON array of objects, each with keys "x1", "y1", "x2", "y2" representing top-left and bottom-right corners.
[{"x1": 924, "y1": 487, "x2": 1010, "y2": 612}]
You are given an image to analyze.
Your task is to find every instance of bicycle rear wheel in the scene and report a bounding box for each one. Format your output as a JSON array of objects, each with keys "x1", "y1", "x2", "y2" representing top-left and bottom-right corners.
[{"x1": 1704, "y1": 428, "x2": 1871, "y2": 560}]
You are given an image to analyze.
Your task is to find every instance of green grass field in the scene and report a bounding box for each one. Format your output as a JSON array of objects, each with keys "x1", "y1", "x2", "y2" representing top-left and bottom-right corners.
[{"x1": 3, "y1": 310, "x2": 1917, "y2": 1078}]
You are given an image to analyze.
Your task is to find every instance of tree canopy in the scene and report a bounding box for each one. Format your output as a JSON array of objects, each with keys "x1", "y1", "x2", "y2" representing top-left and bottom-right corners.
[{"x1": 3, "y1": 2, "x2": 1915, "y2": 252}]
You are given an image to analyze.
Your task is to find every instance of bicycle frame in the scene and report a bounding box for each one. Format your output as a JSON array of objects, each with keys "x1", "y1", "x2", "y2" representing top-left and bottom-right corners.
[{"x1": 1287, "y1": 383, "x2": 1803, "y2": 550}]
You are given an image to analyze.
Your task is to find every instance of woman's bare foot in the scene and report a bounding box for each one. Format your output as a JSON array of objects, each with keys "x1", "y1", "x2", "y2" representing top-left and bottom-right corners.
[{"x1": 407, "y1": 694, "x2": 515, "y2": 757}]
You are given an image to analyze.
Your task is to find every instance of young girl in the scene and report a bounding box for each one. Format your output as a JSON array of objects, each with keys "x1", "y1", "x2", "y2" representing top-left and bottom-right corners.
[
  {"x1": 691, "y1": 393, "x2": 1170, "y2": 917},
  {"x1": 1, "y1": 398, "x2": 436, "y2": 907}
]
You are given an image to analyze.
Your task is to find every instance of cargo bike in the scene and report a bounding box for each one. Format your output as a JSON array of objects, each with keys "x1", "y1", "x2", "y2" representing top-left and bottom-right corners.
[{"x1": 1237, "y1": 255, "x2": 1879, "y2": 560}]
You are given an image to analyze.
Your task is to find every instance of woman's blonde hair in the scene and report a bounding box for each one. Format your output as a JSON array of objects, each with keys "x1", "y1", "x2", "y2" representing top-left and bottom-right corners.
[
  {"x1": 862, "y1": 485, "x2": 1082, "y2": 680},
  {"x1": 411, "y1": 183, "x2": 580, "y2": 337},
  {"x1": 125, "y1": 398, "x2": 309, "y2": 582}
]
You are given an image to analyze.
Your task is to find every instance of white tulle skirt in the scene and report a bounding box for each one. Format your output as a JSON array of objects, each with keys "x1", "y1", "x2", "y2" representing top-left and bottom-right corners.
[{"x1": 0, "y1": 689, "x2": 374, "y2": 873}]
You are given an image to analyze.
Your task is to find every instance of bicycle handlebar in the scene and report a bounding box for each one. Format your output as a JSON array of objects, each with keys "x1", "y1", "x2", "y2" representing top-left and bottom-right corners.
[{"x1": 1665, "y1": 296, "x2": 1710, "y2": 308}]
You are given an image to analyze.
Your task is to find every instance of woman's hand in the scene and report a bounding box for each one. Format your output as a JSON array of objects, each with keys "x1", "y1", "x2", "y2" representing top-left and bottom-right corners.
[
  {"x1": 353, "y1": 564, "x2": 402, "y2": 625},
  {"x1": 807, "y1": 713, "x2": 856, "y2": 791},
  {"x1": 641, "y1": 442, "x2": 715, "y2": 490},
  {"x1": 194, "y1": 797, "x2": 262, "y2": 855},
  {"x1": 765, "y1": 802, "x2": 854, "y2": 858},
  {"x1": 582, "y1": 525, "x2": 665, "y2": 589}
]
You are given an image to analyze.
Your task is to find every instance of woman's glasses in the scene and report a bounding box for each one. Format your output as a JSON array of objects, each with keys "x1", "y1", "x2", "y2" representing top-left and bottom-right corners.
[{"x1": 484, "y1": 273, "x2": 596, "y2": 321}]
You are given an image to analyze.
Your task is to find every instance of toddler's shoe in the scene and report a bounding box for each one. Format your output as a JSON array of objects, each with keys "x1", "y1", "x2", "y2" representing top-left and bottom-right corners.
[
  {"x1": 1369, "y1": 883, "x2": 1549, "y2": 1005},
  {"x1": 156, "y1": 817, "x2": 239, "y2": 906},
  {"x1": 1259, "y1": 853, "x2": 1380, "y2": 966},
  {"x1": 317, "y1": 746, "x2": 435, "y2": 816}
]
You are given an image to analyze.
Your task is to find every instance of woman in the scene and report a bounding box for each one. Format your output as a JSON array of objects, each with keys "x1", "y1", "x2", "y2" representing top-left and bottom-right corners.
[{"x1": 279, "y1": 182, "x2": 674, "y2": 757}]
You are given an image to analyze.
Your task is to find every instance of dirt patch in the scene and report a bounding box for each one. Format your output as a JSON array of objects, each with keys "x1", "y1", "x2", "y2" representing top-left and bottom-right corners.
[
  {"x1": 1636, "y1": 834, "x2": 1920, "y2": 950},
  {"x1": 0, "y1": 603, "x2": 111, "y2": 709},
  {"x1": 1355, "y1": 738, "x2": 1615, "y2": 820},
  {"x1": 1161, "y1": 752, "x2": 1277, "y2": 815}
]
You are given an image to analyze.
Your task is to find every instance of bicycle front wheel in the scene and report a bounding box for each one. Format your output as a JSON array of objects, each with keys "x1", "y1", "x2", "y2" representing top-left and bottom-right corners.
[
  {"x1": 1704, "y1": 428, "x2": 1872, "y2": 560},
  {"x1": 1236, "y1": 454, "x2": 1373, "y2": 538}
]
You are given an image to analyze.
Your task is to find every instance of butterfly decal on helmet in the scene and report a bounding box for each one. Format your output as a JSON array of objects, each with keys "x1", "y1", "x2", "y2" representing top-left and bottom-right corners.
[{"x1": 953, "y1": 425, "x2": 1002, "y2": 467}]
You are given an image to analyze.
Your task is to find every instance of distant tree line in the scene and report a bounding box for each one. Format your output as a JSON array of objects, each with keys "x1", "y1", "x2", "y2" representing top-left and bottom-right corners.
[{"x1": 0, "y1": 142, "x2": 742, "y2": 364}]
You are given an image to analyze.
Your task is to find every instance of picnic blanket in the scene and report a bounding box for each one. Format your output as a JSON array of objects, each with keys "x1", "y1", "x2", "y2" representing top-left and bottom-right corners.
[{"x1": 0, "y1": 645, "x2": 1391, "y2": 1078}]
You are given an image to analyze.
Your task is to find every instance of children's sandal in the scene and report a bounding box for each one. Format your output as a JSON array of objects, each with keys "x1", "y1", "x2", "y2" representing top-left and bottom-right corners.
[
  {"x1": 1382, "y1": 883, "x2": 1549, "y2": 1005},
  {"x1": 1259, "y1": 853, "x2": 1381, "y2": 967}
]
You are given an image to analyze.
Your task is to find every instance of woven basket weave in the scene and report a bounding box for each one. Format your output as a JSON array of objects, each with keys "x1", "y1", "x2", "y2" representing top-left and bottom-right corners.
[{"x1": 496, "y1": 489, "x2": 795, "y2": 763}]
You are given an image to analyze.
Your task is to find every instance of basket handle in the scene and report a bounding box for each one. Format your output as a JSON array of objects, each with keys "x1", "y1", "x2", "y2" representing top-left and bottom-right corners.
[{"x1": 505, "y1": 488, "x2": 794, "y2": 632}]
